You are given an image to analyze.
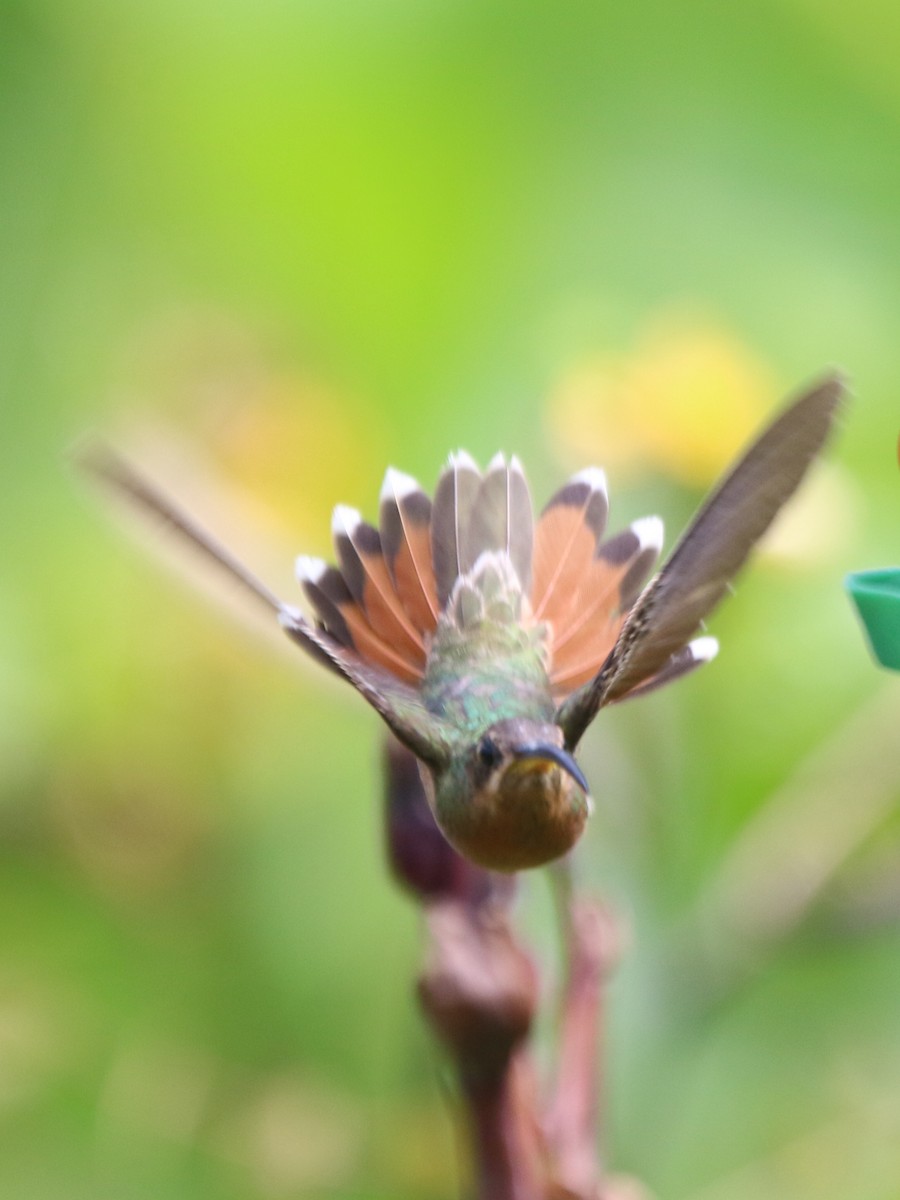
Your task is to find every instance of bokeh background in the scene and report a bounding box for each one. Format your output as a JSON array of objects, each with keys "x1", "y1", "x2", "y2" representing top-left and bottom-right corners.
[{"x1": 3, "y1": 1, "x2": 900, "y2": 1197}]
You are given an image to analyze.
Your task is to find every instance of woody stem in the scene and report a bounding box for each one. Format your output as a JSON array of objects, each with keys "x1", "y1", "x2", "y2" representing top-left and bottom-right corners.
[
  {"x1": 546, "y1": 897, "x2": 621, "y2": 1194},
  {"x1": 417, "y1": 901, "x2": 543, "y2": 1200}
]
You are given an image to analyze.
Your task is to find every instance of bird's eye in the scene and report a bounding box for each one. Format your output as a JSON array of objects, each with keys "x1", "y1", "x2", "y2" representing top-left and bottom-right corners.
[{"x1": 477, "y1": 736, "x2": 501, "y2": 768}]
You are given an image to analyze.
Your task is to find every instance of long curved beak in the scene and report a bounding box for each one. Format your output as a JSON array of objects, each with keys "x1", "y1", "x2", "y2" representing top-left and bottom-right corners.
[{"x1": 512, "y1": 743, "x2": 591, "y2": 796}]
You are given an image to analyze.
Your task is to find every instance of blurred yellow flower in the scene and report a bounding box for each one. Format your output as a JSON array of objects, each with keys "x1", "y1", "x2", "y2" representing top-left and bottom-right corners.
[
  {"x1": 548, "y1": 314, "x2": 779, "y2": 487},
  {"x1": 210, "y1": 378, "x2": 384, "y2": 555},
  {"x1": 119, "y1": 308, "x2": 385, "y2": 553}
]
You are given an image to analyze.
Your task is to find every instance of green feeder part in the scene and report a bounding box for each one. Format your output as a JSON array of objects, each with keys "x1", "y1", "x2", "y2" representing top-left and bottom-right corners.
[{"x1": 846, "y1": 568, "x2": 900, "y2": 671}]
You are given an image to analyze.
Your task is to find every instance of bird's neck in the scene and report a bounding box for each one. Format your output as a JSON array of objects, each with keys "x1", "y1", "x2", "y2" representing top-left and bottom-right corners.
[{"x1": 421, "y1": 617, "x2": 554, "y2": 737}]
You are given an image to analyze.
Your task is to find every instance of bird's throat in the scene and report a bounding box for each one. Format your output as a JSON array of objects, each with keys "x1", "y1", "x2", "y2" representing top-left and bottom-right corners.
[{"x1": 435, "y1": 768, "x2": 589, "y2": 872}]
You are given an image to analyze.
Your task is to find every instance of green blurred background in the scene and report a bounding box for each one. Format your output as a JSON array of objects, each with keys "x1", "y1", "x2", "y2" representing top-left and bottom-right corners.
[{"x1": 3, "y1": 1, "x2": 900, "y2": 1197}]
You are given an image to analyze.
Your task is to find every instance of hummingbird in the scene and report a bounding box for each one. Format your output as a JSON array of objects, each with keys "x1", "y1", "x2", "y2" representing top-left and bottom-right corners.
[{"x1": 83, "y1": 373, "x2": 845, "y2": 871}]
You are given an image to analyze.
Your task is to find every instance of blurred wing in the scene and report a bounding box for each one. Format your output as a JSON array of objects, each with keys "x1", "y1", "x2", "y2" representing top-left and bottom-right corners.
[
  {"x1": 76, "y1": 440, "x2": 284, "y2": 613},
  {"x1": 78, "y1": 442, "x2": 453, "y2": 767},
  {"x1": 278, "y1": 610, "x2": 453, "y2": 768},
  {"x1": 557, "y1": 372, "x2": 847, "y2": 748}
]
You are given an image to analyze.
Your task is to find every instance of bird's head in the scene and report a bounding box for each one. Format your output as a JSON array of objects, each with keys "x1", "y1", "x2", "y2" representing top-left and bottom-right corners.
[{"x1": 431, "y1": 717, "x2": 592, "y2": 871}]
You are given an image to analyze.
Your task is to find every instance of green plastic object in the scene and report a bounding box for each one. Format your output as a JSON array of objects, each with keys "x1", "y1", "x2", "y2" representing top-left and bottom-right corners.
[{"x1": 846, "y1": 568, "x2": 900, "y2": 671}]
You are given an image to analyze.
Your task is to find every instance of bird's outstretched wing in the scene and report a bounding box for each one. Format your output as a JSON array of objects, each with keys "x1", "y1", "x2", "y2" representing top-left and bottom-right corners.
[
  {"x1": 556, "y1": 372, "x2": 847, "y2": 749},
  {"x1": 78, "y1": 442, "x2": 453, "y2": 768}
]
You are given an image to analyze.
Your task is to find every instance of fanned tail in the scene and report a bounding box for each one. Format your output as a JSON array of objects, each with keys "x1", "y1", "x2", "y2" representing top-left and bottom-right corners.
[
  {"x1": 295, "y1": 555, "x2": 423, "y2": 684},
  {"x1": 532, "y1": 467, "x2": 609, "y2": 622},
  {"x1": 331, "y1": 506, "x2": 425, "y2": 659},
  {"x1": 294, "y1": 450, "x2": 709, "y2": 703},
  {"x1": 543, "y1": 514, "x2": 664, "y2": 694},
  {"x1": 460, "y1": 452, "x2": 534, "y2": 595},
  {"x1": 431, "y1": 451, "x2": 482, "y2": 608},
  {"x1": 379, "y1": 467, "x2": 439, "y2": 630},
  {"x1": 299, "y1": 464, "x2": 447, "y2": 683}
]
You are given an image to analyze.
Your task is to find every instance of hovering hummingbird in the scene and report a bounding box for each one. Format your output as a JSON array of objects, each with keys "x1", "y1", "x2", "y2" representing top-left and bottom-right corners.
[{"x1": 84, "y1": 373, "x2": 845, "y2": 871}]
